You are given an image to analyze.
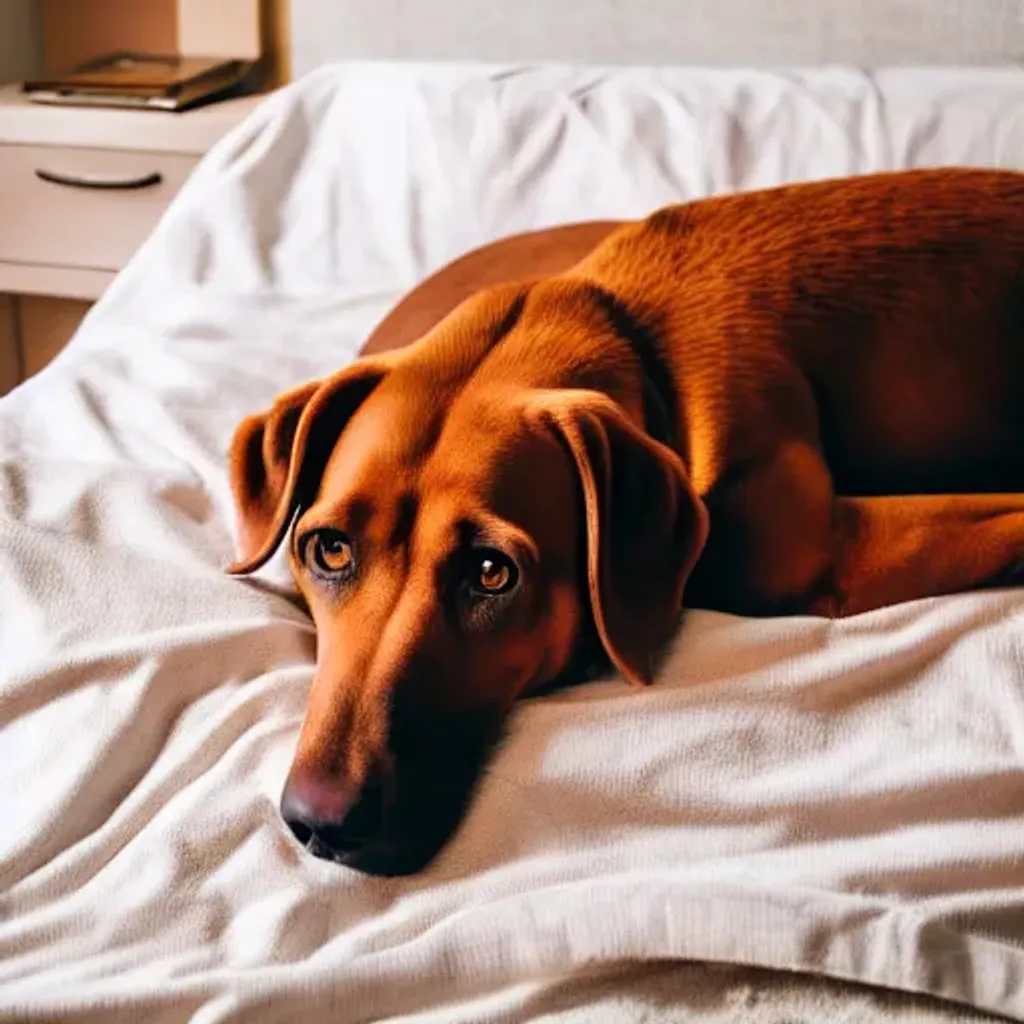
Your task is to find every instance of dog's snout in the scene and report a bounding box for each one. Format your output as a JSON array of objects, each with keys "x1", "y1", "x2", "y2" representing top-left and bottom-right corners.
[{"x1": 280, "y1": 770, "x2": 386, "y2": 862}]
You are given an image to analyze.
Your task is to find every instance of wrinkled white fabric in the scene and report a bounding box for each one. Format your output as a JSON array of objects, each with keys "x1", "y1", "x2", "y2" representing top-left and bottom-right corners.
[{"x1": 3, "y1": 63, "x2": 1024, "y2": 1023}]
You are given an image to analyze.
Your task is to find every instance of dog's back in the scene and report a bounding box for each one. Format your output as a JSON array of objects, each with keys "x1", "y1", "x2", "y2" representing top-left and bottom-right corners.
[{"x1": 570, "y1": 168, "x2": 1024, "y2": 495}]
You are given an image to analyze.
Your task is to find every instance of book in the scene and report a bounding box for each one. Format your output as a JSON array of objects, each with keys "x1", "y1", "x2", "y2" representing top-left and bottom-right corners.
[{"x1": 22, "y1": 52, "x2": 258, "y2": 113}]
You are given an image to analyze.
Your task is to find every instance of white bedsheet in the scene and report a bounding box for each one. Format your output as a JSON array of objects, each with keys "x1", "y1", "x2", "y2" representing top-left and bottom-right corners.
[{"x1": 3, "y1": 62, "x2": 1024, "y2": 1023}]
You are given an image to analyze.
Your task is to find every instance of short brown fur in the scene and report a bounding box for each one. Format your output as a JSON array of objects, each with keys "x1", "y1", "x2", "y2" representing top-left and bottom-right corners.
[{"x1": 228, "y1": 168, "x2": 1024, "y2": 875}]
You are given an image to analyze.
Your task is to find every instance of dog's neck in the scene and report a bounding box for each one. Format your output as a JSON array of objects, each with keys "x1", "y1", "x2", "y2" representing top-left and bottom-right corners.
[{"x1": 578, "y1": 283, "x2": 680, "y2": 451}]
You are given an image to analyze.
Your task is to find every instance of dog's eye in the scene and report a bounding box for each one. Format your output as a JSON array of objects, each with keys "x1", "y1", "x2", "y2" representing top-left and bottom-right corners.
[
  {"x1": 470, "y1": 550, "x2": 518, "y2": 596},
  {"x1": 307, "y1": 530, "x2": 355, "y2": 578}
]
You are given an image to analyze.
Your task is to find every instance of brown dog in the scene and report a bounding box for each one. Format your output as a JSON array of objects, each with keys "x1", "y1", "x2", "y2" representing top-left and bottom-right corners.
[{"x1": 228, "y1": 167, "x2": 1024, "y2": 875}]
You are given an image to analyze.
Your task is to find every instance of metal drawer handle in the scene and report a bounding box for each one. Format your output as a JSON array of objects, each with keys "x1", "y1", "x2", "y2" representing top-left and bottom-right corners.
[{"x1": 34, "y1": 168, "x2": 163, "y2": 191}]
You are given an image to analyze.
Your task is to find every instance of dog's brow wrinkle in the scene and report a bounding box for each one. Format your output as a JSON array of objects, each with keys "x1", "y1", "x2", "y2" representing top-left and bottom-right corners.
[
  {"x1": 317, "y1": 495, "x2": 374, "y2": 532},
  {"x1": 348, "y1": 498, "x2": 374, "y2": 533},
  {"x1": 455, "y1": 518, "x2": 477, "y2": 546},
  {"x1": 388, "y1": 493, "x2": 419, "y2": 549}
]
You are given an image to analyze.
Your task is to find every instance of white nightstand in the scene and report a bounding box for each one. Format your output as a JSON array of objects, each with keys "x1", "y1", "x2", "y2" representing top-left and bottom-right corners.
[{"x1": 0, "y1": 84, "x2": 265, "y2": 394}]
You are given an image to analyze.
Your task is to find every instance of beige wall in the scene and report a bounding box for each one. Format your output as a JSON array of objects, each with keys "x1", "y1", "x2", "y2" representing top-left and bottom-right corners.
[
  {"x1": 0, "y1": 0, "x2": 44, "y2": 84},
  {"x1": 0, "y1": 2, "x2": 277, "y2": 83},
  {"x1": 41, "y1": 0, "x2": 177, "y2": 75},
  {"x1": 288, "y1": 0, "x2": 1024, "y2": 73}
]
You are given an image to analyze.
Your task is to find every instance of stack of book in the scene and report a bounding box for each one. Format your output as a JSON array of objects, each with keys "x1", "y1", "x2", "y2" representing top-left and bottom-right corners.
[{"x1": 23, "y1": 52, "x2": 258, "y2": 113}]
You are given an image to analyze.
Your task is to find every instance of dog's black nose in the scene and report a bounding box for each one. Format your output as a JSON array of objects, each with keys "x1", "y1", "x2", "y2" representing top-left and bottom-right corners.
[{"x1": 280, "y1": 773, "x2": 385, "y2": 860}]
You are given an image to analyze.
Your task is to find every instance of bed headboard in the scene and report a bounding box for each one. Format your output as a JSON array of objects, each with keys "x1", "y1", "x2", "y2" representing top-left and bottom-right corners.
[{"x1": 288, "y1": 0, "x2": 1023, "y2": 77}]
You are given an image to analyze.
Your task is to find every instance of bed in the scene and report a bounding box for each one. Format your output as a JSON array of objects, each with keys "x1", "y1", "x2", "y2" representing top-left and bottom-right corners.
[{"x1": 3, "y1": 20, "x2": 1024, "y2": 1024}]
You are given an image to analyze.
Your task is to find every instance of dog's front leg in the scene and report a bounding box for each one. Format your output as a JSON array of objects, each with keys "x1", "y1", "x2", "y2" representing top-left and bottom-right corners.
[
  {"x1": 686, "y1": 440, "x2": 839, "y2": 616},
  {"x1": 812, "y1": 493, "x2": 1024, "y2": 617}
]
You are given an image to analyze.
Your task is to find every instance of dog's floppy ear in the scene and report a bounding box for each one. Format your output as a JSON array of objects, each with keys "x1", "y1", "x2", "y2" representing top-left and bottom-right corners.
[
  {"x1": 529, "y1": 390, "x2": 709, "y2": 687},
  {"x1": 227, "y1": 357, "x2": 394, "y2": 574}
]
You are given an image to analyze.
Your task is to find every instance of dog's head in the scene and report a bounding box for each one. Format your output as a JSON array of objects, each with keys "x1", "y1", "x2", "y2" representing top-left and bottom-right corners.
[{"x1": 228, "y1": 284, "x2": 709, "y2": 875}]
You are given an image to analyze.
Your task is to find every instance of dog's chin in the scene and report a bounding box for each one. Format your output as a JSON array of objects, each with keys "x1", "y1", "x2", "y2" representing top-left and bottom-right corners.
[
  {"x1": 304, "y1": 832, "x2": 440, "y2": 877},
  {"x1": 294, "y1": 666, "x2": 609, "y2": 877}
]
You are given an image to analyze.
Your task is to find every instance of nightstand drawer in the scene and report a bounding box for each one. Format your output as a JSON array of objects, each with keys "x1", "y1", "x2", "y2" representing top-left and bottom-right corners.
[{"x1": 0, "y1": 144, "x2": 198, "y2": 273}]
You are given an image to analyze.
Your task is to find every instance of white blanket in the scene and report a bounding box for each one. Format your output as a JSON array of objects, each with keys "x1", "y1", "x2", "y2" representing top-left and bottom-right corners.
[{"x1": 3, "y1": 63, "x2": 1024, "y2": 1023}]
